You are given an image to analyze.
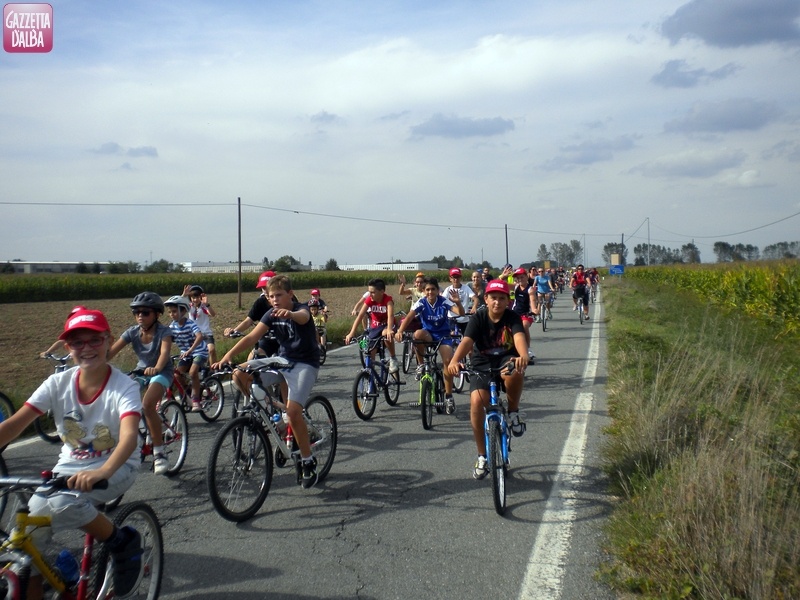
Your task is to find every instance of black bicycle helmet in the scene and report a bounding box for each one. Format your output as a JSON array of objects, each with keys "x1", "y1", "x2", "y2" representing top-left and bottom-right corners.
[
  {"x1": 130, "y1": 291, "x2": 165, "y2": 314},
  {"x1": 188, "y1": 284, "x2": 204, "y2": 294}
]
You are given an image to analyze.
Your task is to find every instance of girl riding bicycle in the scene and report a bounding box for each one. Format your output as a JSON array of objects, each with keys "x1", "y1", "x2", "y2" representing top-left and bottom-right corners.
[
  {"x1": 108, "y1": 292, "x2": 174, "y2": 475},
  {"x1": 0, "y1": 308, "x2": 143, "y2": 598}
]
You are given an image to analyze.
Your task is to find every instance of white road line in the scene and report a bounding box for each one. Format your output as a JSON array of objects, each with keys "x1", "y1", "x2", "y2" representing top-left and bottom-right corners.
[{"x1": 518, "y1": 303, "x2": 601, "y2": 600}]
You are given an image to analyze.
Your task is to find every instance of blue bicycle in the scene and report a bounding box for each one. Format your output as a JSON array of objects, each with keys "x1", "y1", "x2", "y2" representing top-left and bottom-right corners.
[{"x1": 466, "y1": 365, "x2": 517, "y2": 515}]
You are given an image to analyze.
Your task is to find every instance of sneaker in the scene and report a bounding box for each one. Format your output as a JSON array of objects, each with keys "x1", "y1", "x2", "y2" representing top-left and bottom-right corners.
[
  {"x1": 153, "y1": 453, "x2": 169, "y2": 475},
  {"x1": 572, "y1": 306, "x2": 578, "y2": 311},
  {"x1": 527, "y1": 350, "x2": 535, "y2": 360},
  {"x1": 300, "y1": 457, "x2": 318, "y2": 489},
  {"x1": 473, "y1": 456, "x2": 488, "y2": 480},
  {"x1": 191, "y1": 399, "x2": 203, "y2": 412},
  {"x1": 444, "y1": 395, "x2": 455, "y2": 415},
  {"x1": 414, "y1": 364, "x2": 425, "y2": 381},
  {"x1": 509, "y1": 412, "x2": 526, "y2": 437},
  {"x1": 585, "y1": 315, "x2": 590, "y2": 320},
  {"x1": 109, "y1": 526, "x2": 143, "y2": 598},
  {"x1": 388, "y1": 357, "x2": 399, "y2": 374}
]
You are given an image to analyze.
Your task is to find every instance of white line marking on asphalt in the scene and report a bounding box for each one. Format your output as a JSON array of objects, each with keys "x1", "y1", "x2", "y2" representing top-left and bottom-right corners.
[{"x1": 518, "y1": 303, "x2": 601, "y2": 600}]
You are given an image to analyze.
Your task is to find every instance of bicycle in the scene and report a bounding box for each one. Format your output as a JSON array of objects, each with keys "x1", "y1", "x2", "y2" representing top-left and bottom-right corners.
[
  {"x1": 35, "y1": 354, "x2": 71, "y2": 444},
  {"x1": 129, "y1": 371, "x2": 190, "y2": 477},
  {"x1": 350, "y1": 334, "x2": 402, "y2": 421},
  {"x1": 163, "y1": 355, "x2": 225, "y2": 422},
  {"x1": 0, "y1": 392, "x2": 15, "y2": 452},
  {"x1": 315, "y1": 325, "x2": 328, "y2": 366},
  {"x1": 207, "y1": 357, "x2": 338, "y2": 522},
  {"x1": 537, "y1": 292, "x2": 553, "y2": 332},
  {"x1": 463, "y1": 365, "x2": 517, "y2": 515},
  {"x1": 0, "y1": 472, "x2": 163, "y2": 599},
  {"x1": 412, "y1": 339, "x2": 457, "y2": 430}
]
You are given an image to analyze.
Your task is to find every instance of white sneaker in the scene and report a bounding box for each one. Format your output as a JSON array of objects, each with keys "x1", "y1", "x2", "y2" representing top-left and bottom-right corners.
[
  {"x1": 473, "y1": 456, "x2": 488, "y2": 480},
  {"x1": 153, "y1": 453, "x2": 169, "y2": 475},
  {"x1": 572, "y1": 306, "x2": 578, "y2": 311},
  {"x1": 388, "y1": 357, "x2": 399, "y2": 374}
]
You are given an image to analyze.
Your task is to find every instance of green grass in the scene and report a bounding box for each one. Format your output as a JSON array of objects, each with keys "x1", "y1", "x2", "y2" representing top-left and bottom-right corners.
[{"x1": 600, "y1": 277, "x2": 800, "y2": 599}]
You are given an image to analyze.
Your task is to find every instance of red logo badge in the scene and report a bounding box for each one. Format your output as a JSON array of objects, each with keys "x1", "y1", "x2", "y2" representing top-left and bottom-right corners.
[{"x1": 4, "y1": 3, "x2": 53, "y2": 53}]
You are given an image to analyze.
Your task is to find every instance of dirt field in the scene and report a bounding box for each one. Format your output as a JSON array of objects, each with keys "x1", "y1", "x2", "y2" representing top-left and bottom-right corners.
[{"x1": 0, "y1": 285, "x2": 372, "y2": 406}]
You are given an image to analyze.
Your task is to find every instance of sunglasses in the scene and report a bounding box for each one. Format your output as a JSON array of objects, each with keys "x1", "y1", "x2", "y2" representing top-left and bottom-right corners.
[
  {"x1": 132, "y1": 309, "x2": 153, "y2": 317},
  {"x1": 66, "y1": 335, "x2": 108, "y2": 350}
]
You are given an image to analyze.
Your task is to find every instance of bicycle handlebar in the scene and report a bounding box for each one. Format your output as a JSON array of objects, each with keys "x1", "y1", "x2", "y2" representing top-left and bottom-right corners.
[{"x1": 0, "y1": 472, "x2": 108, "y2": 495}]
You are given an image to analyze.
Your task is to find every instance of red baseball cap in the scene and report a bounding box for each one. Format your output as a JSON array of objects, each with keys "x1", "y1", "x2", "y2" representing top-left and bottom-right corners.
[
  {"x1": 59, "y1": 309, "x2": 111, "y2": 340},
  {"x1": 256, "y1": 271, "x2": 276, "y2": 289},
  {"x1": 449, "y1": 267, "x2": 462, "y2": 277},
  {"x1": 311, "y1": 288, "x2": 320, "y2": 295},
  {"x1": 513, "y1": 267, "x2": 527, "y2": 277},
  {"x1": 485, "y1": 279, "x2": 510, "y2": 296}
]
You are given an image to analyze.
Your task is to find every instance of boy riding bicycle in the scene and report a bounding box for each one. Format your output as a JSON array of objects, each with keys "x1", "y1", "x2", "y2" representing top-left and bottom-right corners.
[
  {"x1": 0, "y1": 309, "x2": 143, "y2": 598},
  {"x1": 213, "y1": 275, "x2": 322, "y2": 489},
  {"x1": 447, "y1": 280, "x2": 529, "y2": 479}
]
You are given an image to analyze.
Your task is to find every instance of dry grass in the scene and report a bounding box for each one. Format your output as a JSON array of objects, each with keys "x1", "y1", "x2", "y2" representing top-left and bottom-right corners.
[{"x1": 602, "y1": 278, "x2": 800, "y2": 599}]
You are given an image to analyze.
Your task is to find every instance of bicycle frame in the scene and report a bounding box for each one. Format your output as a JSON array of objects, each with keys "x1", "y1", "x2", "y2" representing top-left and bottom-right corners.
[
  {"x1": 0, "y1": 481, "x2": 107, "y2": 600},
  {"x1": 360, "y1": 336, "x2": 390, "y2": 392},
  {"x1": 484, "y1": 379, "x2": 510, "y2": 466}
]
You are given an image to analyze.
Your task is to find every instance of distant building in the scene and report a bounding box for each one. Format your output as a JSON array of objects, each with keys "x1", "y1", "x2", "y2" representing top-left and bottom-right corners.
[
  {"x1": 181, "y1": 261, "x2": 317, "y2": 273},
  {"x1": 339, "y1": 262, "x2": 438, "y2": 272},
  {"x1": 0, "y1": 261, "x2": 111, "y2": 274}
]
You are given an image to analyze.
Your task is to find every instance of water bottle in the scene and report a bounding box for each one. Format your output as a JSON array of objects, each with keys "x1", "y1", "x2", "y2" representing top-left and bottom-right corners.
[{"x1": 55, "y1": 548, "x2": 79, "y2": 586}]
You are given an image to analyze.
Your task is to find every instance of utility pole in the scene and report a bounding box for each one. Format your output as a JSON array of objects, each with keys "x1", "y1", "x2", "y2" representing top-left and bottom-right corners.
[
  {"x1": 621, "y1": 233, "x2": 625, "y2": 265},
  {"x1": 504, "y1": 224, "x2": 509, "y2": 265},
  {"x1": 647, "y1": 217, "x2": 651, "y2": 266},
  {"x1": 237, "y1": 197, "x2": 242, "y2": 309}
]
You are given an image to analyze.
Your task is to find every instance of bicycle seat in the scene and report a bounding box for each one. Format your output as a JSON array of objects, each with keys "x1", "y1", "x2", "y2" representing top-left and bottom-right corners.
[{"x1": 246, "y1": 356, "x2": 292, "y2": 370}]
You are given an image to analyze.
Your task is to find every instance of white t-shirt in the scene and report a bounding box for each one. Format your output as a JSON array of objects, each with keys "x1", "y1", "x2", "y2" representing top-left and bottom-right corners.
[
  {"x1": 443, "y1": 284, "x2": 475, "y2": 319},
  {"x1": 26, "y1": 366, "x2": 142, "y2": 468}
]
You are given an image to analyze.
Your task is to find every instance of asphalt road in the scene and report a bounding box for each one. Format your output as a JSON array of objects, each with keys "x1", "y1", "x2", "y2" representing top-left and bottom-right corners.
[{"x1": 5, "y1": 289, "x2": 614, "y2": 600}]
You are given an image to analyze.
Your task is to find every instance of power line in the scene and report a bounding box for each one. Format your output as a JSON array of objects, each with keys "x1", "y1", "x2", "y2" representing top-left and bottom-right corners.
[{"x1": 651, "y1": 209, "x2": 800, "y2": 239}]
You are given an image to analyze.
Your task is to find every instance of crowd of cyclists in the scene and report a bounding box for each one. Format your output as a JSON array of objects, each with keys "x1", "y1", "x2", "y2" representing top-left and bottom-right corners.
[{"x1": 1, "y1": 263, "x2": 600, "y2": 597}]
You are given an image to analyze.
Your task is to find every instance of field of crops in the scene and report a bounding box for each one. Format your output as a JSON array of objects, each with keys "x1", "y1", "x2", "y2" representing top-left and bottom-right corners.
[{"x1": 624, "y1": 260, "x2": 800, "y2": 337}]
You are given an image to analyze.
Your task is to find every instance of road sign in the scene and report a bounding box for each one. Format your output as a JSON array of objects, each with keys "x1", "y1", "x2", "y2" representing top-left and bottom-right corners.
[{"x1": 610, "y1": 265, "x2": 625, "y2": 275}]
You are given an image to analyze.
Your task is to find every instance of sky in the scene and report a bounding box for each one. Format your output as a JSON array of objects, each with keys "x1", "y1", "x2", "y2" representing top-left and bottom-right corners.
[{"x1": 2, "y1": 0, "x2": 800, "y2": 268}]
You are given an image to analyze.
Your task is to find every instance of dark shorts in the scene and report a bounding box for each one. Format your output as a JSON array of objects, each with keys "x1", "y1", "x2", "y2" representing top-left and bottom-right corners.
[
  {"x1": 572, "y1": 286, "x2": 589, "y2": 302},
  {"x1": 468, "y1": 355, "x2": 516, "y2": 394}
]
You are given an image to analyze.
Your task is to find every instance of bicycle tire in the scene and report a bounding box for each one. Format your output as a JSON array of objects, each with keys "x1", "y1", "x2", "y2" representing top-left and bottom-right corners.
[
  {"x1": 198, "y1": 376, "x2": 225, "y2": 423},
  {"x1": 305, "y1": 395, "x2": 337, "y2": 483},
  {"x1": 452, "y1": 367, "x2": 466, "y2": 393},
  {"x1": 352, "y1": 371, "x2": 377, "y2": 421},
  {"x1": 93, "y1": 501, "x2": 164, "y2": 599},
  {"x1": 488, "y1": 419, "x2": 507, "y2": 515},
  {"x1": 159, "y1": 400, "x2": 189, "y2": 476},
  {"x1": 420, "y1": 377, "x2": 434, "y2": 430},
  {"x1": 207, "y1": 416, "x2": 273, "y2": 522},
  {"x1": 383, "y1": 371, "x2": 400, "y2": 406},
  {"x1": 402, "y1": 338, "x2": 413, "y2": 374},
  {"x1": 318, "y1": 344, "x2": 327, "y2": 366},
  {"x1": 579, "y1": 300, "x2": 584, "y2": 325},
  {"x1": 34, "y1": 410, "x2": 61, "y2": 444},
  {"x1": 0, "y1": 454, "x2": 7, "y2": 528},
  {"x1": 542, "y1": 307, "x2": 548, "y2": 332},
  {"x1": 0, "y1": 392, "x2": 14, "y2": 451}
]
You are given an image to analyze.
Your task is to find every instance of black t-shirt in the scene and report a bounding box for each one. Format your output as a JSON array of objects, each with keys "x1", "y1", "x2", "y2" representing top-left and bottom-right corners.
[
  {"x1": 259, "y1": 302, "x2": 320, "y2": 366},
  {"x1": 463, "y1": 308, "x2": 525, "y2": 369},
  {"x1": 247, "y1": 294, "x2": 272, "y2": 322}
]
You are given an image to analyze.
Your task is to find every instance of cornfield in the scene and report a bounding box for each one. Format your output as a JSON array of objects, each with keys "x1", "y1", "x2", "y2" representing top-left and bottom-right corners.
[{"x1": 624, "y1": 260, "x2": 800, "y2": 337}]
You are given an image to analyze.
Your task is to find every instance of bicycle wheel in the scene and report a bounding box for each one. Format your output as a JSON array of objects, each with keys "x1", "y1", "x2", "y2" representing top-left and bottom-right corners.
[
  {"x1": 318, "y1": 343, "x2": 327, "y2": 366},
  {"x1": 542, "y1": 307, "x2": 548, "y2": 332},
  {"x1": 488, "y1": 419, "x2": 507, "y2": 515},
  {"x1": 579, "y1": 300, "x2": 584, "y2": 324},
  {"x1": 198, "y1": 376, "x2": 225, "y2": 423},
  {"x1": 383, "y1": 371, "x2": 400, "y2": 406},
  {"x1": 0, "y1": 392, "x2": 14, "y2": 451},
  {"x1": 207, "y1": 416, "x2": 273, "y2": 522},
  {"x1": 159, "y1": 400, "x2": 189, "y2": 476},
  {"x1": 352, "y1": 371, "x2": 377, "y2": 421},
  {"x1": 305, "y1": 395, "x2": 337, "y2": 483},
  {"x1": 34, "y1": 410, "x2": 60, "y2": 444},
  {"x1": 93, "y1": 501, "x2": 164, "y2": 599},
  {"x1": 420, "y1": 377, "x2": 434, "y2": 430},
  {"x1": 0, "y1": 454, "x2": 8, "y2": 528},
  {"x1": 402, "y1": 338, "x2": 413, "y2": 374}
]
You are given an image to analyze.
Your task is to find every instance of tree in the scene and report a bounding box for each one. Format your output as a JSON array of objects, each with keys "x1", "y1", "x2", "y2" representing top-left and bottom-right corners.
[
  {"x1": 262, "y1": 257, "x2": 272, "y2": 269},
  {"x1": 536, "y1": 244, "x2": 550, "y2": 263},
  {"x1": 76, "y1": 262, "x2": 89, "y2": 274},
  {"x1": 568, "y1": 239, "x2": 584, "y2": 265},
  {"x1": 273, "y1": 255, "x2": 300, "y2": 272},
  {"x1": 681, "y1": 243, "x2": 701, "y2": 264},
  {"x1": 325, "y1": 258, "x2": 340, "y2": 271},
  {"x1": 549, "y1": 242, "x2": 571, "y2": 267},
  {"x1": 601, "y1": 242, "x2": 628, "y2": 266},
  {"x1": 763, "y1": 241, "x2": 799, "y2": 259}
]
